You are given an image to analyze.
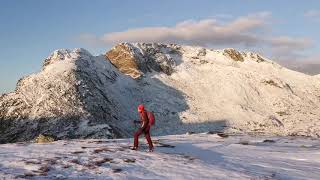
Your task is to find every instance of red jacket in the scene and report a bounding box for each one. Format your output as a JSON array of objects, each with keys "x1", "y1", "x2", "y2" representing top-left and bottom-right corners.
[{"x1": 139, "y1": 111, "x2": 149, "y2": 130}]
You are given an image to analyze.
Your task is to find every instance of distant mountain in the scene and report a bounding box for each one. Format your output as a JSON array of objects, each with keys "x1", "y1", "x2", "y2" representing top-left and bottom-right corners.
[
  {"x1": 292, "y1": 63, "x2": 320, "y2": 75},
  {"x1": 277, "y1": 60, "x2": 320, "y2": 75},
  {"x1": 1, "y1": 43, "x2": 320, "y2": 143}
]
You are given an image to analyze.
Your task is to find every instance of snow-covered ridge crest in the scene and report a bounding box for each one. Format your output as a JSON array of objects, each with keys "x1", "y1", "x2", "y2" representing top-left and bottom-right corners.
[
  {"x1": 43, "y1": 48, "x2": 92, "y2": 67},
  {"x1": 106, "y1": 43, "x2": 280, "y2": 79}
]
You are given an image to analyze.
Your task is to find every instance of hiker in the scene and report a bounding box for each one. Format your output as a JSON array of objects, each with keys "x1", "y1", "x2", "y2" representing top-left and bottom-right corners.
[{"x1": 132, "y1": 104, "x2": 154, "y2": 152}]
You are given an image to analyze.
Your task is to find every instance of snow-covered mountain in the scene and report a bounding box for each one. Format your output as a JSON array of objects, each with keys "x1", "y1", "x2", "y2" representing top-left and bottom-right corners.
[
  {"x1": 0, "y1": 49, "x2": 132, "y2": 143},
  {"x1": 1, "y1": 43, "x2": 320, "y2": 143}
]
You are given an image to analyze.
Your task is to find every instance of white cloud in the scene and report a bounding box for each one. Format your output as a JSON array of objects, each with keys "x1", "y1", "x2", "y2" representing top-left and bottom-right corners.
[
  {"x1": 79, "y1": 12, "x2": 273, "y2": 47},
  {"x1": 100, "y1": 12, "x2": 273, "y2": 47},
  {"x1": 267, "y1": 36, "x2": 313, "y2": 59},
  {"x1": 77, "y1": 12, "x2": 317, "y2": 73},
  {"x1": 304, "y1": 10, "x2": 320, "y2": 23},
  {"x1": 304, "y1": 10, "x2": 320, "y2": 19},
  {"x1": 268, "y1": 36, "x2": 312, "y2": 50},
  {"x1": 79, "y1": 12, "x2": 312, "y2": 54}
]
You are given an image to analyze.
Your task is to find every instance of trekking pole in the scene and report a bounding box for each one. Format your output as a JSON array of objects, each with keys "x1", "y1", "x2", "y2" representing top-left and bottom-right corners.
[{"x1": 133, "y1": 120, "x2": 138, "y2": 130}]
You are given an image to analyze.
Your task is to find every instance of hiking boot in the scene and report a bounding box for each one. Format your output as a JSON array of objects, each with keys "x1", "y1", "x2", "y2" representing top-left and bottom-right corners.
[
  {"x1": 130, "y1": 147, "x2": 138, "y2": 150},
  {"x1": 147, "y1": 148, "x2": 154, "y2": 152}
]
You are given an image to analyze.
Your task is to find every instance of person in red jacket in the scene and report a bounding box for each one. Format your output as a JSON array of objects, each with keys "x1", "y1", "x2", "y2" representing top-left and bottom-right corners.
[{"x1": 131, "y1": 104, "x2": 154, "y2": 152}]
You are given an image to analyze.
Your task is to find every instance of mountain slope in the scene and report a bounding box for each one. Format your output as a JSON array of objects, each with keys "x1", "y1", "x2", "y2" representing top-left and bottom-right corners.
[
  {"x1": 1, "y1": 43, "x2": 320, "y2": 143},
  {"x1": 106, "y1": 43, "x2": 320, "y2": 137}
]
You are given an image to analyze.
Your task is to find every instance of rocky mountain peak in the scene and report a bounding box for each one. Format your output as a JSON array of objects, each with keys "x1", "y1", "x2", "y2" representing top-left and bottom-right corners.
[{"x1": 43, "y1": 48, "x2": 92, "y2": 68}]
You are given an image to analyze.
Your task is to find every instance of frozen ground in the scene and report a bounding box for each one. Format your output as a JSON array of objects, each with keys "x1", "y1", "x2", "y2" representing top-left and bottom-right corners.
[{"x1": 0, "y1": 133, "x2": 319, "y2": 179}]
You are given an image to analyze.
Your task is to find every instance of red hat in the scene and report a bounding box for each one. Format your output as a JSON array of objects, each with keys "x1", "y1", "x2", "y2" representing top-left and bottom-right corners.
[{"x1": 138, "y1": 104, "x2": 145, "y2": 112}]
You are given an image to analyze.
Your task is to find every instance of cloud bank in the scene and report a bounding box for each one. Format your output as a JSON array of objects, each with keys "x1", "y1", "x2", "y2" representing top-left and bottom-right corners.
[
  {"x1": 77, "y1": 12, "x2": 318, "y2": 74},
  {"x1": 79, "y1": 12, "x2": 312, "y2": 54},
  {"x1": 101, "y1": 12, "x2": 271, "y2": 47}
]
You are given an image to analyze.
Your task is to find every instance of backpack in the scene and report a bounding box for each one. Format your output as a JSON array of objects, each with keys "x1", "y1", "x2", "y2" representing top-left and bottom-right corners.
[{"x1": 147, "y1": 111, "x2": 155, "y2": 126}]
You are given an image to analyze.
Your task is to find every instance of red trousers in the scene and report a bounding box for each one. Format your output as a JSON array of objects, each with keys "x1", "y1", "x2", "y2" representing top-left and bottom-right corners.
[{"x1": 134, "y1": 126, "x2": 153, "y2": 150}]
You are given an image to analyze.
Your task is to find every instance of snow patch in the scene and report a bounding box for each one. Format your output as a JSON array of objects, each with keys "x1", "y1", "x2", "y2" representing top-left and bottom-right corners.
[{"x1": 0, "y1": 134, "x2": 319, "y2": 179}]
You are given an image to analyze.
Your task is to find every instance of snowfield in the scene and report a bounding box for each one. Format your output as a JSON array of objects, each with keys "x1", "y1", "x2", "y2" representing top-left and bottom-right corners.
[{"x1": 0, "y1": 133, "x2": 319, "y2": 179}]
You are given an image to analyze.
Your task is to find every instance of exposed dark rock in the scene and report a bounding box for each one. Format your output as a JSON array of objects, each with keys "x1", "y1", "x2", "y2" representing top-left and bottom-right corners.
[
  {"x1": 263, "y1": 139, "x2": 276, "y2": 143},
  {"x1": 223, "y1": 48, "x2": 244, "y2": 62}
]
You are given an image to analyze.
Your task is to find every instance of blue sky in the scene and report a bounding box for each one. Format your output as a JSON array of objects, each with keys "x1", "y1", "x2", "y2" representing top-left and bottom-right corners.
[{"x1": 0, "y1": 0, "x2": 319, "y2": 94}]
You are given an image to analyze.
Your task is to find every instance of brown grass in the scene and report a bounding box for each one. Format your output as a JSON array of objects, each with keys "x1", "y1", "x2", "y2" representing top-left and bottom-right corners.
[{"x1": 276, "y1": 111, "x2": 289, "y2": 116}]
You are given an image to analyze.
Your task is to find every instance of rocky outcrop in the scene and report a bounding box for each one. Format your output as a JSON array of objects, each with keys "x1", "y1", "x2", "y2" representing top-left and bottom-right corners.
[
  {"x1": 242, "y1": 52, "x2": 266, "y2": 63},
  {"x1": 106, "y1": 44, "x2": 142, "y2": 78},
  {"x1": 34, "y1": 134, "x2": 57, "y2": 143},
  {"x1": 223, "y1": 48, "x2": 244, "y2": 62},
  {"x1": 106, "y1": 43, "x2": 180, "y2": 78}
]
